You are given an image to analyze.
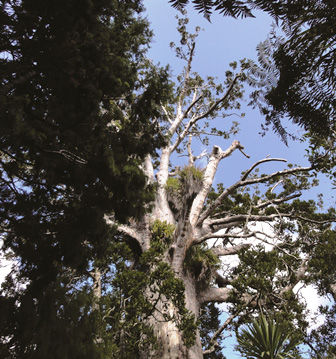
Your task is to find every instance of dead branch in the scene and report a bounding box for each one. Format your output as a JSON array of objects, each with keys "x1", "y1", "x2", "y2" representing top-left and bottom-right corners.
[
  {"x1": 256, "y1": 193, "x2": 302, "y2": 209},
  {"x1": 209, "y1": 213, "x2": 280, "y2": 227},
  {"x1": 44, "y1": 149, "x2": 87, "y2": 165},
  {"x1": 177, "y1": 41, "x2": 196, "y2": 109}
]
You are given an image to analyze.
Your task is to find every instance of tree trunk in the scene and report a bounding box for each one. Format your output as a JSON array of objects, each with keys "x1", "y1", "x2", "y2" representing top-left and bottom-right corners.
[
  {"x1": 152, "y1": 317, "x2": 203, "y2": 359},
  {"x1": 143, "y1": 271, "x2": 203, "y2": 359}
]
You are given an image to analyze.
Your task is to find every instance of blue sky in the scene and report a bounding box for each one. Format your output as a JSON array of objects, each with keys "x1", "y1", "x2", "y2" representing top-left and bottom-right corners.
[{"x1": 143, "y1": 1, "x2": 334, "y2": 358}]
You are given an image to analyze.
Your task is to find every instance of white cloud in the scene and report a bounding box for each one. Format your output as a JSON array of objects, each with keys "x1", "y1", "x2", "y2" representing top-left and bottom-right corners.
[
  {"x1": 0, "y1": 254, "x2": 12, "y2": 283},
  {"x1": 294, "y1": 283, "x2": 331, "y2": 331}
]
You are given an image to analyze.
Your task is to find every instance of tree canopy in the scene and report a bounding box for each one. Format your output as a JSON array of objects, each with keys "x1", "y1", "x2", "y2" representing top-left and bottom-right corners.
[{"x1": 0, "y1": 0, "x2": 172, "y2": 276}]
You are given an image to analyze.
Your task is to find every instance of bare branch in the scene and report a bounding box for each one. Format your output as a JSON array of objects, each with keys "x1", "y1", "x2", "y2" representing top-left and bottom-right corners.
[
  {"x1": 293, "y1": 215, "x2": 336, "y2": 225},
  {"x1": 186, "y1": 135, "x2": 208, "y2": 166},
  {"x1": 169, "y1": 166, "x2": 180, "y2": 177},
  {"x1": 198, "y1": 160, "x2": 313, "y2": 225},
  {"x1": 143, "y1": 154, "x2": 155, "y2": 183},
  {"x1": 256, "y1": 193, "x2": 302, "y2": 209},
  {"x1": 211, "y1": 243, "x2": 251, "y2": 256},
  {"x1": 44, "y1": 149, "x2": 87, "y2": 165},
  {"x1": 209, "y1": 213, "x2": 280, "y2": 227},
  {"x1": 241, "y1": 158, "x2": 287, "y2": 182},
  {"x1": 104, "y1": 215, "x2": 144, "y2": 248},
  {"x1": 187, "y1": 135, "x2": 194, "y2": 166},
  {"x1": 242, "y1": 165, "x2": 312, "y2": 187},
  {"x1": 182, "y1": 93, "x2": 203, "y2": 119},
  {"x1": 171, "y1": 74, "x2": 241, "y2": 153},
  {"x1": 189, "y1": 140, "x2": 247, "y2": 228},
  {"x1": 161, "y1": 104, "x2": 173, "y2": 124},
  {"x1": 191, "y1": 74, "x2": 241, "y2": 123},
  {"x1": 178, "y1": 41, "x2": 196, "y2": 109},
  {"x1": 203, "y1": 313, "x2": 237, "y2": 355}
]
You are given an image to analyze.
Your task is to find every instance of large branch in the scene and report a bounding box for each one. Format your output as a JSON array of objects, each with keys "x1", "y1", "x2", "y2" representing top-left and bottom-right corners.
[
  {"x1": 143, "y1": 154, "x2": 155, "y2": 183},
  {"x1": 199, "y1": 287, "x2": 232, "y2": 304},
  {"x1": 189, "y1": 140, "x2": 248, "y2": 227},
  {"x1": 211, "y1": 243, "x2": 251, "y2": 256},
  {"x1": 209, "y1": 213, "x2": 280, "y2": 227},
  {"x1": 104, "y1": 215, "x2": 146, "y2": 250},
  {"x1": 155, "y1": 147, "x2": 175, "y2": 223},
  {"x1": 198, "y1": 159, "x2": 313, "y2": 225}
]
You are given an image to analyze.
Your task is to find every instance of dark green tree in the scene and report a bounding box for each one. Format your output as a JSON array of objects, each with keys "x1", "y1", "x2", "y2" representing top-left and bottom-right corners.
[
  {"x1": 0, "y1": 0, "x2": 173, "y2": 357},
  {"x1": 0, "y1": 0, "x2": 174, "y2": 281},
  {"x1": 258, "y1": 0, "x2": 336, "y2": 140}
]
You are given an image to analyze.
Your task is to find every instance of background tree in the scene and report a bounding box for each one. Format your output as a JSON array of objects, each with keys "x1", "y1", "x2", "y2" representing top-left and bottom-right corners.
[{"x1": 0, "y1": 0, "x2": 173, "y2": 357}]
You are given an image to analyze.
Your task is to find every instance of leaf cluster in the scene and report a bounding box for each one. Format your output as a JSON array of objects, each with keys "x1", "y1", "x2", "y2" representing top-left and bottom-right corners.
[
  {"x1": 168, "y1": 0, "x2": 309, "y2": 21},
  {"x1": 235, "y1": 314, "x2": 302, "y2": 359}
]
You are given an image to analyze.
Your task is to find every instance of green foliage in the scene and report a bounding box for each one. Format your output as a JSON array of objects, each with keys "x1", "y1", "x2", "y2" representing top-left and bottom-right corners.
[
  {"x1": 168, "y1": 0, "x2": 310, "y2": 20},
  {"x1": 149, "y1": 219, "x2": 175, "y2": 254},
  {"x1": 307, "y1": 304, "x2": 336, "y2": 359},
  {"x1": 306, "y1": 230, "x2": 336, "y2": 297},
  {"x1": 0, "y1": 271, "x2": 107, "y2": 359},
  {"x1": 0, "y1": 0, "x2": 173, "y2": 283},
  {"x1": 229, "y1": 245, "x2": 308, "y2": 333},
  {"x1": 235, "y1": 314, "x2": 302, "y2": 359},
  {"x1": 244, "y1": 0, "x2": 336, "y2": 142}
]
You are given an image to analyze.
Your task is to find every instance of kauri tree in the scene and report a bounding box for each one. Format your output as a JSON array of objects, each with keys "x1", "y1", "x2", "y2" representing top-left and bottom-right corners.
[{"x1": 101, "y1": 20, "x2": 335, "y2": 358}]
